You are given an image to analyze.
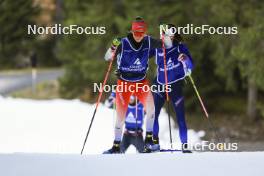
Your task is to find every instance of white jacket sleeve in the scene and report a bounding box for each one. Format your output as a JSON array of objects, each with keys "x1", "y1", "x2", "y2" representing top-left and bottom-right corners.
[
  {"x1": 104, "y1": 48, "x2": 114, "y2": 61},
  {"x1": 164, "y1": 35, "x2": 172, "y2": 49}
]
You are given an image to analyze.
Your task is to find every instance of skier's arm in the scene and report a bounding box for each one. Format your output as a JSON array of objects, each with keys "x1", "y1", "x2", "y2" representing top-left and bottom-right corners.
[
  {"x1": 178, "y1": 44, "x2": 194, "y2": 75},
  {"x1": 150, "y1": 37, "x2": 162, "y2": 50},
  {"x1": 149, "y1": 37, "x2": 163, "y2": 61},
  {"x1": 150, "y1": 36, "x2": 173, "y2": 50},
  {"x1": 179, "y1": 43, "x2": 192, "y2": 57},
  {"x1": 104, "y1": 38, "x2": 122, "y2": 61},
  {"x1": 105, "y1": 92, "x2": 116, "y2": 108},
  {"x1": 150, "y1": 24, "x2": 176, "y2": 49},
  {"x1": 178, "y1": 44, "x2": 193, "y2": 66}
]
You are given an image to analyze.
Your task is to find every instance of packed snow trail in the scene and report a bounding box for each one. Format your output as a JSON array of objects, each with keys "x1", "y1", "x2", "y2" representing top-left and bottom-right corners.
[
  {"x1": 0, "y1": 96, "x2": 203, "y2": 154},
  {"x1": 0, "y1": 96, "x2": 263, "y2": 176},
  {"x1": 0, "y1": 152, "x2": 263, "y2": 176}
]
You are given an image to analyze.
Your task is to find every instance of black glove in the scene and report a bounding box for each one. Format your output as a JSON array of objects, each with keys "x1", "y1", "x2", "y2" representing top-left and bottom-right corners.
[{"x1": 114, "y1": 69, "x2": 121, "y2": 78}]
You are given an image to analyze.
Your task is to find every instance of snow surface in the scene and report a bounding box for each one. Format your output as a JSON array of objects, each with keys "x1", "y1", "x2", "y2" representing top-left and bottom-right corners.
[
  {"x1": 0, "y1": 152, "x2": 264, "y2": 176},
  {"x1": 1, "y1": 96, "x2": 263, "y2": 176},
  {"x1": 0, "y1": 96, "x2": 203, "y2": 154}
]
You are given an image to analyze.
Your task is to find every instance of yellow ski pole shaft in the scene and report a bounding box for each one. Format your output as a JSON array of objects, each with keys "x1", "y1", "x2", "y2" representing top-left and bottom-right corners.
[{"x1": 188, "y1": 75, "x2": 209, "y2": 118}]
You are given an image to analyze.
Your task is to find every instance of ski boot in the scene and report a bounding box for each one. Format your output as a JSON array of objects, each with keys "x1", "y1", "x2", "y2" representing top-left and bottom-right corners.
[
  {"x1": 182, "y1": 143, "x2": 192, "y2": 153},
  {"x1": 151, "y1": 137, "x2": 160, "y2": 152},
  {"x1": 103, "y1": 141, "x2": 122, "y2": 154},
  {"x1": 143, "y1": 132, "x2": 154, "y2": 153}
]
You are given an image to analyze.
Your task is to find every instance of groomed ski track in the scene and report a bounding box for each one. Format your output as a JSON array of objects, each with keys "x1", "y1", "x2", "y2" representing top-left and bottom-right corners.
[{"x1": 0, "y1": 152, "x2": 263, "y2": 176}]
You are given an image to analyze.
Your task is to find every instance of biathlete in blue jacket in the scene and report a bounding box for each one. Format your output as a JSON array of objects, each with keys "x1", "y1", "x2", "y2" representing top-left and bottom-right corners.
[
  {"x1": 151, "y1": 24, "x2": 194, "y2": 153},
  {"x1": 104, "y1": 92, "x2": 145, "y2": 153}
]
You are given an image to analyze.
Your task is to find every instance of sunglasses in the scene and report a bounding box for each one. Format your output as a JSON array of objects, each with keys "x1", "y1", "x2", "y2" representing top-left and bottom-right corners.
[{"x1": 133, "y1": 31, "x2": 145, "y2": 37}]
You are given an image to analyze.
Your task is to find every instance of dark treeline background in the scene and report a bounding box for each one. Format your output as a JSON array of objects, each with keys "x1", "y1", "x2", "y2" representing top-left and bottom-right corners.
[{"x1": 0, "y1": 0, "x2": 263, "y2": 123}]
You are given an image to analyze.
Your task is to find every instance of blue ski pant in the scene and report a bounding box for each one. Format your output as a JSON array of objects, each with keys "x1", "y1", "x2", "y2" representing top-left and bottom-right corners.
[{"x1": 152, "y1": 79, "x2": 187, "y2": 144}]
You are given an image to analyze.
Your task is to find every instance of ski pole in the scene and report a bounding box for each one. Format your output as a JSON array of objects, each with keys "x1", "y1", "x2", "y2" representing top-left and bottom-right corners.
[
  {"x1": 80, "y1": 53, "x2": 116, "y2": 155},
  {"x1": 161, "y1": 33, "x2": 173, "y2": 150},
  {"x1": 187, "y1": 75, "x2": 221, "y2": 143},
  {"x1": 135, "y1": 95, "x2": 138, "y2": 132},
  {"x1": 135, "y1": 95, "x2": 139, "y2": 149},
  {"x1": 167, "y1": 100, "x2": 172, "y2": 149},
  {"x1": 113, "y1": 97, "x2": 116, "y2": 128},
  {"x1": 188, "y1": 75, "x2": 209, "y2": 118}
]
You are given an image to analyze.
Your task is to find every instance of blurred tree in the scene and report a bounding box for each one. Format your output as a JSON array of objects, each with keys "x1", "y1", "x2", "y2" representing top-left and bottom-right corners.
[
  {"x1": 58, "y1": 1, "x2": 139, "y2": 96},
  {"x1": 0, "y1": 0, "x2": 39, "y2": 68},
  {"x1": 231, "y1": 1, "x2": 264, "y2": 120},
  {"x1": 57, "y1": 0, "x2": 119, "y2": 99},
  {"x1": 207, "y1": 0, "x2": 264, "y2": 119}
]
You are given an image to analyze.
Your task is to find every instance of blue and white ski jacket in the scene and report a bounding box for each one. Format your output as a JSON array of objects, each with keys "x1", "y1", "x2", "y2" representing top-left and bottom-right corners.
[
  {"x1": 154, "y1": 43, "x2": 193, "y2": 84},
  {"x1": 117, "y1": 36, "x2": 151, "y2": 82}
]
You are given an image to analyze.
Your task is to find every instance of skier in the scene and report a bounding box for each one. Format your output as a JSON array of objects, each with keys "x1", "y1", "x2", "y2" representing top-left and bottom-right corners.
[
  {"x1": 104, "y1": 16, "x2": 166, "y2": 153},
  {"x1": 104, "y1": 93, "x2": 145, "y2": 153},
  {"x1": 151, "y1": 24, "x2": 194, "y2": 153},
  {"x1": 104, "y1": 91, "x2": 116, "y2": 109}
]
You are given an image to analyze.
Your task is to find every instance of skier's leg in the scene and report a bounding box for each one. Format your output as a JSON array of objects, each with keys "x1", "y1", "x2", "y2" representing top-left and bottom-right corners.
[
  {"x1": 120, "y1": 133, "x2": 131, "y2": 153},
  {"x1": 152, "y1": 80, "x2": 166, "y2": 151},
  {"x1": 135, "y1": 79, "x2": 155, "y2": 152},
  {"x1": 135, "y1": 80, "x2": 155, "y2": 133},
  {"x1": 133, "y1": 133, "x2": 144, "y2": 153},
  {"x1": 152, "y1": 80, "x2": 166, "y2": 139},
  {"x1": 115, "y1": 80, "x2": 132, "y2": 141},
  {"x1": 104, "y1": 87, "x2": 131, "y2": 154},
  {"x1": 169, "y1": 81, "x2": 188, "y2": 144}
]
